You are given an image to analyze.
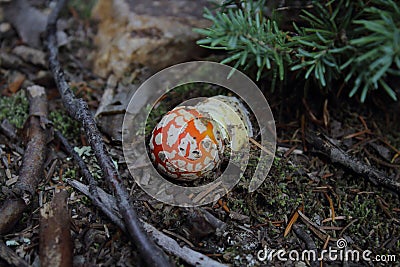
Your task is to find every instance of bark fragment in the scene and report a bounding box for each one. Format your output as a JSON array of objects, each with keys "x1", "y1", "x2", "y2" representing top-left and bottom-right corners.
[{"x1": 39, "y1": 189, "x2": 73, "y2": 267}]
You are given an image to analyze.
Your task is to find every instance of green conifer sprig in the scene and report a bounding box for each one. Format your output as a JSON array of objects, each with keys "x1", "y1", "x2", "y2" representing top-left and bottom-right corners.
[
  {"x1": 196, "y1": 0, "x2": 399, "y2": 102},
  {"x1": 345, "y1": 0, "x2": 400, "y2": 101},
  {"x1": 290, "y1": 0, "x2": 357, "y2": 90},
  {"x1": 195, "y1": 6, "x2": 292, "y2": 87}
]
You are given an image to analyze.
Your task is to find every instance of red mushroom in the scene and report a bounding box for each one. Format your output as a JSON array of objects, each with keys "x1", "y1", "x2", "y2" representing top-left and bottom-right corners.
[
  {"x1": 149, "y1": 95, "x2": 253, "y2": 181},
  {"x1": 149, "y1": 106, "x2": 225, "y2": 181}
]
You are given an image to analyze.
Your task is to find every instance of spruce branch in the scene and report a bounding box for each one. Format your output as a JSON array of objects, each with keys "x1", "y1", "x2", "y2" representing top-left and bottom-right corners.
[
  {"x1": 345, "y1": 0, "x2": 400, "y2": 101},
  {"x1": 195, "y1": 6, "x2": 292, "y2": 88},
  {"x1": 196, "y1": 0, "x2": 399, "y2": 102}
]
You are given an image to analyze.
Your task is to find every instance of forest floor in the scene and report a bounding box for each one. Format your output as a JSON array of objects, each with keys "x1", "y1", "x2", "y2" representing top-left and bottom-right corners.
[{"x1": 0, "y1": 1, "x2": 399, "y2": 266}]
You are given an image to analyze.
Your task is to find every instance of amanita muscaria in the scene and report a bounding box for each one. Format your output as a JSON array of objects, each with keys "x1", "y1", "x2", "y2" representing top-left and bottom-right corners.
[{"x1": 149, "y1": 95, "x2": 253, "y2": 181}]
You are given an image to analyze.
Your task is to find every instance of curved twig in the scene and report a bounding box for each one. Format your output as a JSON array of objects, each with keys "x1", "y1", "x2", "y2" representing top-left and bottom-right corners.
[
  {"x1": 307, "y1": 132, "x2": 400, "y2": 194},
  {"x1": 67, "y1": 179, "x2": 227, "y2": 267}
]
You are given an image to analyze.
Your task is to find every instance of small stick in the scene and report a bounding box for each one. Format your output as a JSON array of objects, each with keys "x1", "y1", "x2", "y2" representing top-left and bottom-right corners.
[
  {"x1": 54, "y1": 131, "x2": 99, "y2": 199},
  {"x1": 0, "y1": 85, "x2": 49, "y2": 266},
  {"x1": 46, "y1": 1, "x2": 171, "y2": 265},
  {"x1": 0, "y1": 85, "x2": 48, "y2": 236},
  {"x1": 14, "y1": 85, "x2": 48, "y2": 197},
  {"x1": 292, "y1": 224, "x2": 319, "y2": 267},
  {"x1": 297, "y1": 210, "x2": 337, "y2": 242},
  {"x1": 249, "y1": 137, "x2": 275, "y2": 156},
  {"x1": 67, "y1": 179, "x2": 228, "y2": 267},
  {"x1": 307, "y1": 132, "x2": 400, "y2": 194},
  {"x1": 0, "y1": 199, "x2": 27, "y2": 235},
  {"x1": 55, "y1": 131, "x2": 126, "y2": 231},
  {"x1": 0, "y1": 240, "x2": 29, "y2": 267}
]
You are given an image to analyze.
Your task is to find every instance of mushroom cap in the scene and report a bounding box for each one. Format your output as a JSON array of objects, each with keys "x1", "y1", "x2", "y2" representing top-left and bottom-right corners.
[
  {"x1": 149, "y1": 106, "x2": 225, "y2": 181},
  {"x1": 195, "y1": 95, "x2": 253, "y2": 151}
]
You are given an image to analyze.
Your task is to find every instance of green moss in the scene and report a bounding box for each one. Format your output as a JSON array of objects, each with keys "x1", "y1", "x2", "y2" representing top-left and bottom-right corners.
[
  {"x1": 62, "y1": 167, "x2": 77, "y2": 181},
  {"x1": 338, "y1": 188, "x2": 397, "y2": 253},
  {"x1": 49, "y1": 110, "x2": 81, "y2": 140},
  {"x1": 0, "y1": 90, "x2": 29, "y2": 129},
  {"x1": 73, "y1": 146, "x2": 103, "y2": 181}
]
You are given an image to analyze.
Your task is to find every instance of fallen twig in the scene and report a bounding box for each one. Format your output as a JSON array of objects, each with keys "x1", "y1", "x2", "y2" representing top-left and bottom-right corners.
[
  {"x1": 196, "y1": 208, "x2": 226, "y2": 230},
  {"x1": 0, "y1": 240, "x2": 29, "y2": 267},
  {"x1": 14, "y1": 85, "x2": 48, "y2": 198},
  {"x1": 292, "y1": 224, "x2": 319, "y2": 267},
  {"x1": 66, "y1": 179, "x2": 227, "y2": 267},
  {"x1": 0, "y1": 85, "x2": 48, "y2": 266},
  {"x1": 55, "y1": 131, "x2": 126, "y2": 231},
  {"x1": 0, "y1": 85, "x2": 48, "y2": 235},
  {"x1": 39, "y1": 189, "x2": 73, "y2": 267},
  {"x1": 0, "y1": 199, "x2": 27, "y2": 235},
  {"x1": 46, "y1": 1, "x2": 171, "y2": 265},
  {"x1": 143, "y1": 222, "x2": 227, "y2": 267},
  {"x1": 297, "y1": 210, "x2": 337, "y2": 242},
  {"x1": 307, "y1": 132, "x2": 400, "y2": 194}
]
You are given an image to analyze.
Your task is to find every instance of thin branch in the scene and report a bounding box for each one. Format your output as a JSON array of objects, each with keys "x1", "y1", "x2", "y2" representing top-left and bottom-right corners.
[
  {"x1": 0, "y1": 85, "x2": 49, "y2": 265},
  {"x1": 14, "y1": 85, "x2": 48, "y2": 197},
  {"x1": 54, "y1": 131, "x2": 98, "y2": 197},
  {"x1": 66, "y1": 179, "x2": 227, "y2": 267},
  {"x1": 45, "y1": 1, "x2": 171, "y2": 265},
  {"x1": 143, "y1": 222, "x2": 227, "y2": 267},
  {"x1": 0, "y1": 85, "x2": 48, "y2": 236},
  {"x1": 0, "y1": 199, "x2": 27, "y2": 235},
  {"x1": 307, "y1": 132, "x2": 400, "y2": 194},
  {"x1": 292, "y1": 224, "x2": 319, "y2": 267},
  {"x1": 55, "y1": 131, "x2": 126, "y2": 231},
  {"x1": 67, "y1": 178, "x2": 127, "y2": 230},
  {"x1": 0, "y1": 241, "x2": 29, "y2": 267}
]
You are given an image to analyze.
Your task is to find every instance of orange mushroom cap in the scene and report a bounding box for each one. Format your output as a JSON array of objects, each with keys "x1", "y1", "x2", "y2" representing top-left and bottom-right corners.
[{"x1": 149, "y1": 106, "x2": 225, "y2": 181}]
